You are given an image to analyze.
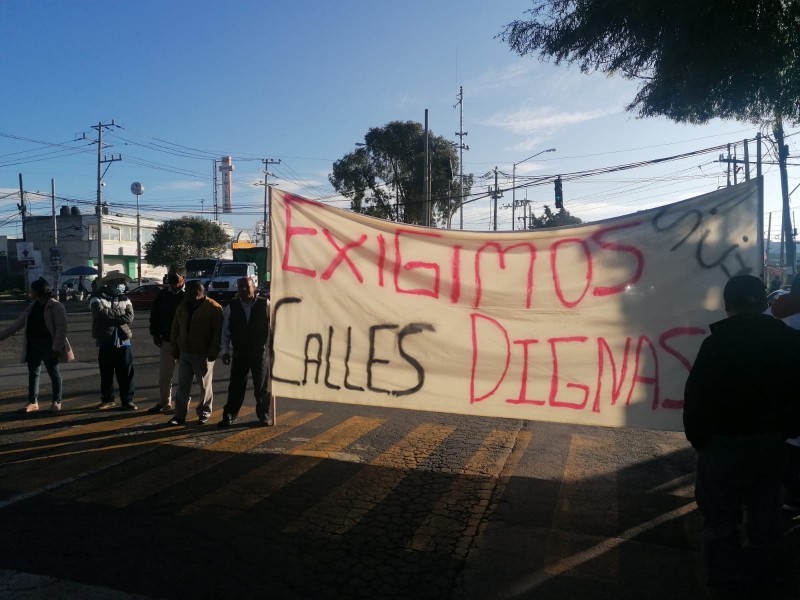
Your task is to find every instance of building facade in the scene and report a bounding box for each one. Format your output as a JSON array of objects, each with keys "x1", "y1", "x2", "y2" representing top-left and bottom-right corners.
[{"x1": 23, "y1": 207, "x2": 163, "y2": 285}]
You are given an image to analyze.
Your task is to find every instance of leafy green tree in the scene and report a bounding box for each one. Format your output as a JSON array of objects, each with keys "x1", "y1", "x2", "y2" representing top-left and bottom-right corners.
[
  {"x1": 144, "y1": 217, "x2": 230, "y2": 267},
  {"x1": 500, "y1": 0, "x2": 800, "y2": 125},
  {"x1": 330, "y1": 121, "x2": 473, "y2": 227},
  {"x1": 529, "y1": 205, "x2": 582, "y2": 229}
]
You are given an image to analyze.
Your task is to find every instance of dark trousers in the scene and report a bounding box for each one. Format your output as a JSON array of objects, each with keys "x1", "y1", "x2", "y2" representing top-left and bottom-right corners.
[
  {"x1": 695, "y1": 433, "x2": 785, "y2": 591},
  {"x1": 223, "y1": 352, "x2": 269, "y2": 421},
  {"x1": 783, "y1": 443, "x2": 800, "y2": 506},
  {"x1": 27, "y1": 337, "x2": 62, "y2": 404},
  {"x1": 98, "y1": 345, "x2": 135, "y2": 404}
]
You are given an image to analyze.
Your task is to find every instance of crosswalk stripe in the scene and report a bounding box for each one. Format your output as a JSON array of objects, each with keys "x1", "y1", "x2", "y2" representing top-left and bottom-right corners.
[
  {"x1": 283, "y1": 422, "x2": 455, "y2": 536},
  {"x1": 0, "y1": 410, "x2": 169, "y2": 461},
  {"x1": 0, "y1": 424, "x2": 197, "y2": 508},
  {"x1": 545, "y1": 434, "x2": 619, "y2": 582},
  {"x1": 0, "y1": 395, "x2": 112, "y2": 438},
  {"x1": 80, "y1": 411, "x2": 321, "y2": 508},
  {"x1": 406, "y1": 428, "x2": 518, "y2": 555},
  {"x1": 178, "y1": 415, "x2": 384, "y2": 519}
]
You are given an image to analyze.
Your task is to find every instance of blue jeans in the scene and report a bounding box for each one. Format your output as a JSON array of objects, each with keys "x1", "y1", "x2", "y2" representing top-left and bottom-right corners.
[{"x1": 27, "y1": 337, "x2": 62, "y2": 404}]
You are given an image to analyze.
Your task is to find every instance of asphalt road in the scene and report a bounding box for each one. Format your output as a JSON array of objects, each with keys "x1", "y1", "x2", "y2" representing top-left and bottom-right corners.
[{"x1": 0, "y1": 299, "x2": 798, "y2": 599}]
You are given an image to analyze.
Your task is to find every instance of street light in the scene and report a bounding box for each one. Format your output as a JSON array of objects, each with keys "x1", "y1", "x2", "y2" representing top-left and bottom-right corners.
[
  {"x1": 130, "y1": 182, "x2": 144, "y2": 282},
  {"x1": 512, "y1": 148, "x2": 556, "y2": 231}
]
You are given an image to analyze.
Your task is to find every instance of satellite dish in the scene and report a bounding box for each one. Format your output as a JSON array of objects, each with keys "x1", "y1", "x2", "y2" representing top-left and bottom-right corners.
[{"x1": 130, "y1": 182, "x2": 145, "y2": 195}]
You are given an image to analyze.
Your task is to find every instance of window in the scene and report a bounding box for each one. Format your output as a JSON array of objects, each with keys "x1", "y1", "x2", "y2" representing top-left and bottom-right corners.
[{"x1": 103, "y1": 226, "x2": 121, "y2": 241}]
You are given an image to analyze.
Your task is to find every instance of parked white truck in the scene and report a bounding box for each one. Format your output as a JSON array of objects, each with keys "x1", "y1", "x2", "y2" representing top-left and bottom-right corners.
[{"x1": 206, "y1": 261, "x2": 258, "y2": 305}]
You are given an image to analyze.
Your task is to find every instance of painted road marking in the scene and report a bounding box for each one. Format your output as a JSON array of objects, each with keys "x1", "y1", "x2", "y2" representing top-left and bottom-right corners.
[
  {"x1": 284, "y1": 422, "x2": 456, "y2": 536},
  {"x1": 179, "y1": 415, "x2": 384, "y2": 519}
]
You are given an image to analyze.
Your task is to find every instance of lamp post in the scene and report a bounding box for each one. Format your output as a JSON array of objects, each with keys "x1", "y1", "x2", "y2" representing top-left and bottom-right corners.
[
  {"x1": 130, "y1": 182, "x2": 144, "y2": 282},
  {"x1": 512, "y1": 148, "x2": 556, "y2": 231}
]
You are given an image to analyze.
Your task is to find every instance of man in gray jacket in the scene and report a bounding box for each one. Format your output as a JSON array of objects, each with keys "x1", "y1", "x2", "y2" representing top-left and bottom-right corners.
[{"x1": 90, "y1": 270, "x2": 137, "y2": 411}]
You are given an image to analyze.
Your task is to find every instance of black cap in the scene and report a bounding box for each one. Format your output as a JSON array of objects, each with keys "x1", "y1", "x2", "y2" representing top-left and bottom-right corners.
[{"x1": 723, "y1": 275, "x2": 766, "y2": 310}]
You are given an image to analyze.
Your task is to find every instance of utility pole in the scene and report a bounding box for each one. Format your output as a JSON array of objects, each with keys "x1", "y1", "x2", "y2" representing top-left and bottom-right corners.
[
  {"x1": 17, "y1": 173, "x2": 26, "y2": 241},
  {"x1": 454, "y1": 86, "x2": 469, "y2": 230},
  {"x1": 491, "y1": 167, "x2": 501, "y2": 231},
  {"x1": 51, "y1": 178, "x2": 60, "y2": 293},
  {"x1": 262, "y1": 158, "x2": 280, "y2": 247},
  {"x1": 775, "y1": 121, "x2": 795, "y2": 280},
  {"x1": 89, "y1": 120, "x2": 122, "y2": 279},
  {"x1": 717, "y1": 142, "x2": 751, "y2": 185},
  {"x1": 424, "y1": 109, "x2": 430, "y2": 227}
]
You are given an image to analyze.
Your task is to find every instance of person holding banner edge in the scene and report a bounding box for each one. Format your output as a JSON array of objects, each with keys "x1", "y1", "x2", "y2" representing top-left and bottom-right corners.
[
  {"x1": 684, "y1": 275, "x2": 800, "y2": 598},
  {"x1": 217, "y1": 276, "x2": 272, "y2": 428}
]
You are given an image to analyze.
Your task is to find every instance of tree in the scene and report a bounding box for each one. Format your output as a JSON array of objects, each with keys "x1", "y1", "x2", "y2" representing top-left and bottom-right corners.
[
  {"x1": 330, "y1": 121, "x2": 474, "y2": 227},
  {"x1": 144, "y1": 217, "x2": 230, "y2": 267},
  {"x1": 529, "y1": 205, "x2": 582, "y2": 229},
  {"x1": 500, "y1": 0, "x2": 800, "y2": 125}
]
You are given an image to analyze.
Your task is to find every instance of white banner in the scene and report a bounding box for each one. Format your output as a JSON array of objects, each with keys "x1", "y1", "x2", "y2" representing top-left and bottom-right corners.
[{"x1": 270, "y1": 179, "x2": 762, "y2": 431}]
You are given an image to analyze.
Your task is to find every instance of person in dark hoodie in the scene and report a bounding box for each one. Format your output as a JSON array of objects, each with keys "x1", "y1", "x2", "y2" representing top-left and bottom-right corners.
[
  {"x1": 146, "y1": 264, "x2": 186, "y2": 415},
  {"x1": 684, "y1": 275, "x2": 800, "y2": 598},
  {"x1": 766, "y1": 274, "x2": 800, "y2": 514}
]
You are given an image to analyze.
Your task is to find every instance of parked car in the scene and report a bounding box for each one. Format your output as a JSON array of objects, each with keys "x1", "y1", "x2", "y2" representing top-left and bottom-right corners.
[
  {"x1": 128, "y1": 277, "x2": 162, "y2": 289},
  {"x1": 127, "y1": 283, "x2": 166, "y2": 310},
  {"x1": 767, "y1": 287, "x2": 791, "y2": 306}
]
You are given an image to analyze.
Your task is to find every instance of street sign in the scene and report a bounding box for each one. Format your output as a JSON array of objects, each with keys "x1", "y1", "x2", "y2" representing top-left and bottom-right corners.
[
  {"x1": 16, "y1": 242, "x2": 34, "y2": 266},
  {"x1": 49, "y1": 247, "x2": 62, "y2": 271}
]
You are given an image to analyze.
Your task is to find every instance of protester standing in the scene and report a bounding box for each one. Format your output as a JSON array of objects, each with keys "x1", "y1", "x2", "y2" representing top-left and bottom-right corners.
[
  {"x1": 684, "y1": 275, "x2": 800, "y2": 598},
  {"x1": 217, "y1": 277, "x2": 272, "y2": 428},
  {"x1": 0, "y1": 278, "x2": 73, "y2": 413},
  {"x1": 146, "y1": 265, "x2": 187, "y2": 414},
  {"x1": 90, "y1": 270, "x2": 137, "y2": 411},
  {"x1": 766, "y1": 273, "x2": 800, "y2": 514},
  {"x1": 168, "y1": 280, "x2": 223, "y2": 426}
]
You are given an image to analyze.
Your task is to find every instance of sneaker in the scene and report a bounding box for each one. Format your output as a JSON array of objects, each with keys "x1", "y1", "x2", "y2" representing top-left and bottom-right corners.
[
  {"x1": 166, "y1": 417, "x2": 185, "y2": 426},
  {"x1": 120, "y1": 402, "x2": 138, "y2": 411},
  {"x1": 147, "y1": 403, "x2": 168, "y2": 414},
  {"x1": 96, "y1": 401, "x2": 116, "y2": 410},
  {"x1": 18, "y1": 402, "x2": 39, "y2": 413},
  {"x1": 198, "y1": 416, "x2": 208, "y2": 425},
  {"x1": 783, "y1": 502, "x2": 800, "y2": 513},
  {"x1": 259, "y1": 415, "x2": 274, "y2": 427},
  {"x1": 49, "y1": 402, "x2": 61, "y2": 413}
]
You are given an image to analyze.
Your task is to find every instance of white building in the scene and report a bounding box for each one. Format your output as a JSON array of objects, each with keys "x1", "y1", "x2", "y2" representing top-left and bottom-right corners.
[
  {"x1": 23, "y1": 207, "x2": 236, "y2": 287},
  {"x1": 24, "y1": 207, "x2": 163, "y2": 285}
]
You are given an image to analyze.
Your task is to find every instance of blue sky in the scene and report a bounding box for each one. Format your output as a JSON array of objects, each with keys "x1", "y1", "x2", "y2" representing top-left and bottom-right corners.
[{"x1": 1, "y1": 0, "x2": 796, "y2": 244}]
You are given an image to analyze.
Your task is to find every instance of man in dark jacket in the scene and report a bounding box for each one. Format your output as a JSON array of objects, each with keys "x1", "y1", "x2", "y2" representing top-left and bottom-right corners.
[
  {"x1": 684, "y1": 275, "x2": 800, "y2": 598},
  {"x1": 146, "y1": 265, "x2": 186, "y2": 414},
  {"x1": 217, "y1": 276, "x2": 272, "y2": 427}
]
